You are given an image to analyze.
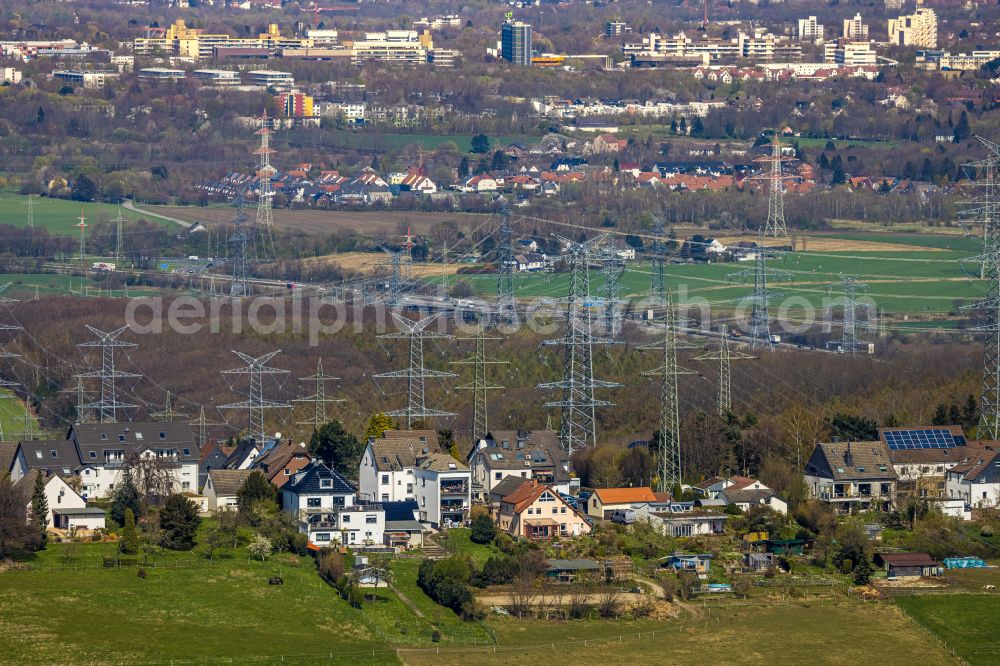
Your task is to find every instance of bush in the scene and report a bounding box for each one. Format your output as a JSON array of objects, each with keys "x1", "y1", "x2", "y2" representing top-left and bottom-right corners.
[
  {"x1": 472, "y1": 555, "x2": 517, "y2": 588},
  {"x1": 418, "y1": 555, "x2": 480, "y2": 619},
  {"x1": 159, "y1": 495, "x2": 201, "y2": 551},
  {"x1": 287, "y1": 531, "x2": 309, "y2": 556},
  {"x1": 470, "y1": 514, "x2": 497, "y2": 545},
  {"x1": 318, "y1": 549, "x2": 346, "y2": 583}
]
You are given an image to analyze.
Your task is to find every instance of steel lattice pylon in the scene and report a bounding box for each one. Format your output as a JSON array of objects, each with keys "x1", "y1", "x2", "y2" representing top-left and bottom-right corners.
[
  {"x1": 600, "y1": 244, "x2": 626, "y2": 337},
  {"x1": 112, "y1": 206, "x2": 125, "y2": 265},
  {"x1": 961, "y1": 137, "x2": 1000, "y2": 439},
  {"x1": 728, "y1": 229, "x2": 793, "y2": 350},
  {"x1": 229, "y1": 192, "x2": 251, "y2": 298},
  {"x1": 830, "y1": 275, "x2": 869, "y2": 354},
  {"x1": 452, "y1": 325, "x2": 507, "y2": 439},
  {"x1": 639, "y1": 290, "x2": 699, "y2": 493},
  {"x1": 754, "y1": 134, "x2": 793, "y2": 238},
  {"x1": 293, "y1": 358, "x2": 344, "y2": 431},
  {"x1": 190, "y1": 405, "x2": 226, "y2": 447},
  {"x1": 151, "y1": 392, "x2": 187, "y2": 422},
  {"x1": 538, "y1": 234, "x2": 621, "y2": 458},
  {"x1": 23, "y1": 194, "x2": 34, "y2": 229},
  {"x1": 253, "y1": 110, "x2": 277, "y2": 262},
  {"x1": 380, "y1": 247, "x2": 405, "y2": 308},
  {"x1": 220, "y1": 350, "x2": 291, "y2": 444},
  {"x1": 649, "y1": 216, "x2": 668, "y2": 307},
  {"x1": 694, "y1": 325, "x2": 755, "y2": 415},
  {"x1": 75, "y1": 325, "x2": 140, "y2": 423},
  {"x1": 495, "y1": 206, "x2": 518, "y2": 325},
  {"x1": 373, "y1": 313, "x2": 457, "y2": 427}
]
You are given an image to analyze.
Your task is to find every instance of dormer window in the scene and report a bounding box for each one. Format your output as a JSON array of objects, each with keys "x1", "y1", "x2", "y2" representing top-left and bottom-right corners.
[
  {"x1": 50, "y1": 450, "x2": 58, "y2": 458},
  {"x1": 182, "y1": 448, "x2": 190, "y2": 456},
  {"x1": 89, "y1": 451, "x2": 96, "y2": 459},
  {"x1": 100, "y1": 433, "x2": 108, "y2": 440},
  {"x1": 159, "y1": 432, "x2": 167, "y2": 440},
  {"x1": 118, "y1": 435, "x2": 126, "y2": 442},
  {"x1": 320, "y1": 479, "x2": 332, "y2": 489}
]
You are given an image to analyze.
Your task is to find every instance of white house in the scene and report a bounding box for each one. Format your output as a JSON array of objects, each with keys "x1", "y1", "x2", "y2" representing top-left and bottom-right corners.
[
  {"x1": 719, "y1": 487, "x2": 788, "y2": 515},
  {"x1": 803, "y1": 441, "x2": 897, "y2": 513},
  {"x1": 13, "y1": 470, "x2": 103, "y2": 530},
  {"x1": 202, "y1": 468, "x2": 253, "y2": 512},
  {"x1": 692, "y1": 475, "x2": 769, "y2": 499},
  {"x1": 413, "y1": 453, "x2": 471, "y2": 528},
  {"x1": 283, "y1": 462, "x2": 385, "y2": 547},
  {"x1": 587, "y1": 487, "x2": 659, "y2": 519},
  {"x1": 358, "y1": 437, "x2": 441, "y2": 503},
  {"x1": 9, "y1": 422, "x2": 199, "y2": 500},
  {"x1": 464, "y1": 174, "x2": 498, "y2": 192},
  {"x1": 633, "y1": 502, "x2": 729, "y2": 537},
  {"x1": 945, "y1": 449, "x2": 1000, "y2": 508}
]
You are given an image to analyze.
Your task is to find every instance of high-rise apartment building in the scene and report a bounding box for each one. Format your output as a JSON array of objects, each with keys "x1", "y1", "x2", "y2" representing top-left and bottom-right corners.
[
  {"x1": 843, "y1": 13, "x2": 869, "y2": 40},
  {"x1": 888, "y1": 5, "x2": 937, "y2": 48},
  {"x1": 501, "y1": 20, "x2": 532, "y2": 66}
]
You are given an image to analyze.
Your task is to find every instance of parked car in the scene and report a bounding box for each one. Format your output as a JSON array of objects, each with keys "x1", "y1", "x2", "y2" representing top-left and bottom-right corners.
[{"x1": 611, "y1": 509, "x2": 636, "y2": 524}]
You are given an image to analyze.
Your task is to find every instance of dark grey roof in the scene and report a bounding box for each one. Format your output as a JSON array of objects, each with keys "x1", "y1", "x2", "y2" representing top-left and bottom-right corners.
[
  {"x1": 383, "y1": 500, "x2": 419, "y2": 522},
  {"x1": 385, "y1": 519, "x2": 424, "y2": 532},
  {"x1": 547, "y1": 559, "x2": 600, "y2": 571},
  {"x1": 70, "y1": 422, "x2": 198, "y2": 464},
  {"x1": 722, "y1": 488, "x2": 776, "y2": 505},
  {"x1": 12, "y1": 470, "x2": 40, "y2": 509},
  {"x1": 0, "y1": 441, "x2": 18, "y2": 475},
  {"x1": 489, "y1": 475, "x2": 531, "y2": 500},
  {"x1": 284, "y1": 462, "x2": 353, "y2": 495},
  {"x1": 17, "y1": 440, "x2": 82, "y2": 476},
  {"x1": 52, "y1": 506, "x2": 106, "y2": 516},
  {"x1": 224, "y1": 439, "x2": 259, "y2": 468}
]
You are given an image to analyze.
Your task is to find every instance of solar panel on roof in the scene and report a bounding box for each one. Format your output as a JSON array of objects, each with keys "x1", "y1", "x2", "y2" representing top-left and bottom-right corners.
[{"x1": 882, "y1": 428, "x2": 961, "y2": 450}]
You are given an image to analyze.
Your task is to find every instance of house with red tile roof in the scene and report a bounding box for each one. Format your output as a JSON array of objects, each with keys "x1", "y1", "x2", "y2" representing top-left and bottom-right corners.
[
  {"x1": 497, "y1": 479, "x2": 591, "y2": 540},
  {"x1": 586, "y1": 486, "x2": 658, "y2": 518}
]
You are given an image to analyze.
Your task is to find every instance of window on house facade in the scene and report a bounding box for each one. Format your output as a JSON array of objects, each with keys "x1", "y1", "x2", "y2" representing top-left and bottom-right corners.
[
  {"x1": 366, "y1": 515, "x2": 377, "y2": 524},
  {"x1": 320, "y1": 479, "x2": 332, "y2": 489},
  {"x1": 495, "y1": 472, "x2": 502, "y2": 480},
  {"x1": 315, "y1": 533, "x2": 331, "y2": 542},
  {"x1": 342, "y1": 514, "x2": 351, "y2": 523},
  {"x1": 406, "y1": 483, "x2": 413, "y2": 493},
  {"x1": 307, "y1": 497, "x2": 322, "y2": 508},
  {"x1": 381, "y1": 474, "x2": 389, "y2": 485},
  {"x1": 381, "y1": 494, "x2": 389, "y2": 501}
]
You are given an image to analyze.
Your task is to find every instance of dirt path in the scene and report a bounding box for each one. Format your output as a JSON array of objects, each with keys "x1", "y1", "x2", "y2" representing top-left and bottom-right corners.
[
  {"x1": 389, "y1": 582, "x2": 426, "y2": 619},
  {"x1": 123, "y1": 200, "x2": 192, "y2": 229},
  {"x1": 475, "y1": 591, "x2": 646, "y2": 606}
]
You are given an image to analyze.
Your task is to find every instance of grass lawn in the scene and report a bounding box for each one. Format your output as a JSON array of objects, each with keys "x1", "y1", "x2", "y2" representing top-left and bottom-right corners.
[
  {"x1": 436, "y1": 527, "x2": 498, "y2": 566},
  {"x1": 0, "y1": 552, "x2": 395, "y2": 665},
  {"x1": 896, "y1": 594, "x2": 1000, "y2": 665},
  {"x1": 0, "y1": 389, "x2": 43, "y2": 440},
  {"x1": 313, "y1": 131, "x2": 538, "y2": 154},
  {"x1": 0, "y1": 194, "x2": 162, "y2": 235},
  {"x1": 403, "y1": 600, "x2": 955, "y2": 666}
]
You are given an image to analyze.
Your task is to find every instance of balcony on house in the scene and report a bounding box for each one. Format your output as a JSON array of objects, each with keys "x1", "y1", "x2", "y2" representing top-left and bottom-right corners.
[{"x1": 440, "y1": 480, "x2": 468, "y2": 496}]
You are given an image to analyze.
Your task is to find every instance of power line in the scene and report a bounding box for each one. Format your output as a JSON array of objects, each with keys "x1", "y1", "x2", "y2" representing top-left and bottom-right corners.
[
  {"x1": 727, "y1": 228, "x2": 793, "y2": 350},
  {"x1": 538, "y1": 233, "x2": 621, "y2": 458},
  {"x1": 639, "y1": 289, "x2": 699, "y2": 493},
  {"x1": 962, "y1": 136, "x2": 1000, "y2": 439},
  {"x1": 292, "y1": 358, "x2": 344, "y2": 431},
  {"x1": 220, "y1": 349, "x2": 291, "y2": 444},
  {"x1": 373, "y1": 312, "x2": 457, "y2": 428},
  {"x1": 452, "y1": 325, "x2": 507, "y2": 439},
  {"x1": 75, "y1": 325, "x2": 140, "y2": 423},
  {"x1": 495, "y1": 205, "x2": 517, "y2": 325},
  {"x1": 694, "y1": 324, "x2": 755, "y2": 416}
]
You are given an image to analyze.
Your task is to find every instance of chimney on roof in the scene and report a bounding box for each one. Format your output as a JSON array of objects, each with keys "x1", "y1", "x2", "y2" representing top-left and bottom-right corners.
[{"x1": 844, "y1": 442, "x2": 854, "y2": 467}]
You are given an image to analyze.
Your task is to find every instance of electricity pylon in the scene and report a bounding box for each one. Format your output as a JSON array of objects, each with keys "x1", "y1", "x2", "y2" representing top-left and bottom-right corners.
[
  {"x1": 112, "y1": 206, "x2": 125, "y2": 265},
  {"x1": 694, "y1": 325, "x2": 755, "y2": 415},
  {"x1": 220, "y1": 350, "x2": 291, "y2": 444},
  {"x1": 373, "y1": 313, "x2": 457, "y2": 428},
  {"x1": 190, "y1": 405, "x2": 226, "y2": 447},
  {"x1": 495, "y1": 206, "x2": 518, "y2": 325},
  {"x1": 961, "y1": 136, "x2": 1000, "y2": 439},
  {"x1": 151, "y1": 392, "x2": 187, "y2": 422},
  {"x1": 648, "y1": 216, "x2": 668, "y2": 307},
  {"x1": 452, "y1": 325, "x2": 507, "y2": 439},
  {"x1": 754, "y1": 133, "x2": 793, "y2": 238},
  {"x1": 829, "y1": 275, "x2": 868, "y2": 354},
  {"x1": 727, "y1": 228, "x2": 792, "y2": 350},
  {"x1": 62, "y1": 377, "x2": 95, "y2": 424},
  {"x1": 600, "y1": 244, "x2": 626, "y2": 337},
  {"x1": 23, "y1": 194, "x2": 34, "y2": 229},
  {"x1": 639, "y1": 290, "x2": 699, "y2": 493},
  {"x1": 380, "y1": 247, "x2": 405, "y2": 308},
  {"x1": 538, "y1": 234, "x2": 621, "y2": 458},
  {"x1": 253, "y1": 110, "x2": 277, "y2": 262},
  {"x1": 229, "y1": 192, "x2": 251, "y2": 298},
  {"x1": 76, "y1": 207, "x2": 88, "y2": 267},
  {"x1": 75, "y1": 325, "x2": 141, "y2": 423},
  {"x1": 293, "y1": 359, "x2": 344, "y2": 431},
  {"x1": 17, "y1": 406, "x2": 40, "y2": 441}
]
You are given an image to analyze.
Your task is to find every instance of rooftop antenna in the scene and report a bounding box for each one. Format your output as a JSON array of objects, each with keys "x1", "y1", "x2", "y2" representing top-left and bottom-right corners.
[
  {"x1": 538, "y1": 233, "x2": 622, "y2": 458},
  {"x1": 639, "y1": 290, "x2": 700, "y2": 493},
  {"x1": 694, "y1": 325, "x2": 755, "y2": 415},
  {"x1": 293, "y1": 358, "x2": 344, "y2": 431},
  {"x1": 220, "y1": 349, "x2": 291, "y2": 444},
  {"x1": 373, "y1": 313, "x2": 457, "y2": 428},
  {"x1": 75, "y1": 325, "x2": 140, "y2": 424},
  {"x1": 452, "y1": 324, "x2": 508, "y2": 439}
]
